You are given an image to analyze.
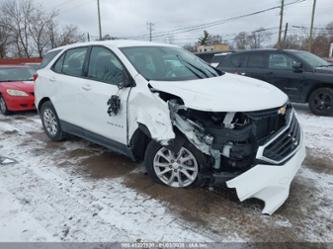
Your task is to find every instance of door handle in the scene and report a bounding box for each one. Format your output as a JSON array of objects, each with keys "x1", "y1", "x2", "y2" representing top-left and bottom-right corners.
[
  {"x1": 81, "y1": 84, "x2": 92, "y2": 91},
  {"x1": 49, "y1": 77, "x2": 56, "y2": 82},
  {"x1": 240, "y1": 72, "x2": 246, "y2": 76}
]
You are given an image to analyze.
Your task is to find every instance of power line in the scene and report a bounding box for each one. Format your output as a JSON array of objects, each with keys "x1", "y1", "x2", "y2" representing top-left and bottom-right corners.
[
  {"x1": 51, "y1": 0, "x2": 84, "y2": 11},
  {"x1": 126, "y1": 0, "x2": 307, "y2": 40}
]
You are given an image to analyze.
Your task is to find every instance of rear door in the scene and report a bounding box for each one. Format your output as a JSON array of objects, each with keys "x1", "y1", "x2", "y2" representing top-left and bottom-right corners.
[
  {"x1": 242, "y1": 52, "x2": 270, "y2": 81},
  {"x1": 49, "y1": 46, "x2": 90, "y2": 125},
  {"x1": 266, "y1": 52, "x2": 305, "y2": 102},
  {"x1": 217, "y1": 53, "x2": 248, "y2": 75}
]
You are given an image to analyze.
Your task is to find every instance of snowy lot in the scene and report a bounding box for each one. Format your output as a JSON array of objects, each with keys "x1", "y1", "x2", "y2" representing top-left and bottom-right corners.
[{"x1": 0, "y1": 104, "x2": 332, "y2": 242}]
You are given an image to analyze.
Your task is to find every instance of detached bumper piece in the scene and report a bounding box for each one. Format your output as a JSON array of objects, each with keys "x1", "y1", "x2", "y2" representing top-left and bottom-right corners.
[{"x1": 227, "y1": 111, "x2": 305, "y2": 215}]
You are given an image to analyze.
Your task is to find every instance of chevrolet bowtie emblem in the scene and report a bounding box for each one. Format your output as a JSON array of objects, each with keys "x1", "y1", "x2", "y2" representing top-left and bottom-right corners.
[{"x1": 278, "y1": 106, "x2": 287, "y2": 115}]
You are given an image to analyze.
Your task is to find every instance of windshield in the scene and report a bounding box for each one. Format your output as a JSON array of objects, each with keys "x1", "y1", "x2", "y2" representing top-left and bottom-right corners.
[
  {"x1": 0, "y1": 67, "x2": 35, "y2": 82},
  {"x1": 121, "y1": 46, "x2": 222, "y2": 81},
  {"x1": 293, "y1": 51, "x2": 330, "y2": 68}
]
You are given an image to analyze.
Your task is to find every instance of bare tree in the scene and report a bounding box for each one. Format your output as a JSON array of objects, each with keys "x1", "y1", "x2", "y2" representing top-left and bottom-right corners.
[
  {"x1": 0, "y1": 22, "x2": 12, "y2": 58},
  {"x1": 250, "y1": 28, "x2": 272, "y2": 49},
  {"x1": 56, "y1": 25, "x2": 85, "y2": 47},
  {"x1": 233, "y1": 28, "x2": 272, "y2": 50},
  {"x1": 234, "y1": 32, "x2": 248, "y2": 49},
  {"x1": 1, "y1": 0, "x2": 35, "y2": 57},
  {"x1": 0, "y1": 0, "x2": 84, "y2": 58},
  {"x1": 29, "y1": 9, "x2": 58, "y2": 57}
]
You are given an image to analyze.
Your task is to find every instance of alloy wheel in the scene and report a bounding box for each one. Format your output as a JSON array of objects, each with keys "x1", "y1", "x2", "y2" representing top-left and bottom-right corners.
[
  {"x1": 153, "y1": 147, "x2": 199, "y2": 188},
  {"x1": 311, "y1": 92, "x2": 332, "y2": 113},
  {"x1": 43, "y1": 108, "x2": 58, "y2": 136}
]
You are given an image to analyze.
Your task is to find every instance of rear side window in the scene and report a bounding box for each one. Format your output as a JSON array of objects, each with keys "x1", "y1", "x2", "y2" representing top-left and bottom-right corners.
[
  {"x1": 40, "y1": 50, "x2": 61, "y2": 69},
  {"x1": 52, "y1": 53, "x2": 65, "y2": 73},
  {"x1": 62, "y1": 47, "x2": 88, "y2": 77},
  {"x1": 220, "y1": 54, "x2": 247, "y2": 68},
  {"x1": 211, "y1": 55, "x2": 225, "y2": 64},
  {"x1": 247, "y1": 53, "x2": 267, "y2": 68}
]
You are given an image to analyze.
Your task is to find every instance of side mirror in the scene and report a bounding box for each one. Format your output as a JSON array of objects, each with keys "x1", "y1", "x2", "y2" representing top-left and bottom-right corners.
[
  {"x1": 118, "y1": 71, "x2": 136, "y2": 89},
  {"x1": 292, "y1": 62, "x2": 303, "y2": 72}
]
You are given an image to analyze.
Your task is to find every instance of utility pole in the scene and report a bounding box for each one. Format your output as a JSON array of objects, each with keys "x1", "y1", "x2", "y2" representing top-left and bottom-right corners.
[
  {"x1": 147, "y1": 22, "x2": 154, "y2": 42},
  {"x1": 97, "y1": 0, "x2": 103, "y2": 40},
  {"x1": 308, "y1": 0, "x2": 317, "y2": 52},
  {"x1": 278, "y1": 0, "x2": 285, "y2": 48},
  {"x1": 283, "y1": 22, "x2": 289, "y2": 48}
]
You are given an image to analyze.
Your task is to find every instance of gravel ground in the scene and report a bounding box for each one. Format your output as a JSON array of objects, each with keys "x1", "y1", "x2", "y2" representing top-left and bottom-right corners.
[{"x1": 0, "y1": 104, "x2": 332, "y2": 242}]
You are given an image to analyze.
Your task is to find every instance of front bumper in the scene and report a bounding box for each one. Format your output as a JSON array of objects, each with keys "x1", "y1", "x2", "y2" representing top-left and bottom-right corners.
[
  {"x1": 226, "y1": 130, "x2": 305, "y2": 215},
  {"x1": 5, "y1": 95, "x2": 36, "y2": 112}
]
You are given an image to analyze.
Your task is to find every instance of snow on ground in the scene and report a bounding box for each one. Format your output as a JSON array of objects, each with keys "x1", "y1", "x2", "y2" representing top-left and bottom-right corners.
[{"x1": 0, "y1": 105, "x2": 332, "y2": 242}]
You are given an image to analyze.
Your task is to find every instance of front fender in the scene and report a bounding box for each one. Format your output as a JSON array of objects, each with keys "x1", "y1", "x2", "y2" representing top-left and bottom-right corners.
[{"x1": 128, "y1": 88, "x2": 175, "y2": 144}]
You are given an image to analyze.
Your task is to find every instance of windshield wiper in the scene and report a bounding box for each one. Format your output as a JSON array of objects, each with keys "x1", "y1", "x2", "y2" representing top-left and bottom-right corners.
[
  {"x1": 317, "y1": 64, "x2": 333, "y2": 68},
  {"x1": 177, "y1": 55, "x2": 209, "y2": 79}
]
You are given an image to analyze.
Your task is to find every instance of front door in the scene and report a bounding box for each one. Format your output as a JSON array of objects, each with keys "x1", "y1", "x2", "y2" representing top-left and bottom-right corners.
[
  {"x1": 78, "y1": 46, "x2": 131, "y2": 145},
  {"x1": 266, "y1": 52, "x2": 304, "y2": 102}
]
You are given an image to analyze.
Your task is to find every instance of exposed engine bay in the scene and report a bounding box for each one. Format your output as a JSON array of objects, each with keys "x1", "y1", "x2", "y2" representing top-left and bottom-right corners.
[{"x1": 168, "y1": 99, "x2": 290, "y2": 178}]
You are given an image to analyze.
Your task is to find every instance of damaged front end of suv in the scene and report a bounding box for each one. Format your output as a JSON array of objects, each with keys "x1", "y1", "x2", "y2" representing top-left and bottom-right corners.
[
  {"x1": 121, "y1": 45, "x2": 305, "y2": 215},
  {"x1": 165, "y1": 98, "x2": 304, "y2": 215}
]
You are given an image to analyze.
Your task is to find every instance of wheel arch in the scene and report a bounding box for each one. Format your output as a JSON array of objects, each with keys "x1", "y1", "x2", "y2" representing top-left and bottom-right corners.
[
  {"x1": 129, "y1": 123, "x2": 152, "y2": 162},
  {"x1": 306, "y1": 84, "x2": 333, "y2": 102},
  {"x1": 37, "y1": 97, "x2": 51, "y2": 112}
]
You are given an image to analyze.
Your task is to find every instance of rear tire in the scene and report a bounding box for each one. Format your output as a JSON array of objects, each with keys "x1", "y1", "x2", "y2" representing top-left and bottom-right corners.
[
  {"x1": 0, "y1": 96, "x2": 9, "y2": 115},
  {"x1": 309, "y1": 88, "x2": 333, "y2": 116},
  {"x1": 40, "y1": 101, "x2": 66, "y2": 141},
  {"x1": 144, "y1": 139, "x2": 208, "y2": 188}
]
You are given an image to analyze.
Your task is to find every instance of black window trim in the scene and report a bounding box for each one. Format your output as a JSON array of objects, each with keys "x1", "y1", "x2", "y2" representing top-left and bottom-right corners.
[
  {"x1": 51, "y1": 45, "x2": 135, "y2": 87},
  {"x1": 84, "y1": 45, "x2": 135, "y2": 87},
  {"x1": 51, "y1": 45, "x2": 91, "y2": 77}
]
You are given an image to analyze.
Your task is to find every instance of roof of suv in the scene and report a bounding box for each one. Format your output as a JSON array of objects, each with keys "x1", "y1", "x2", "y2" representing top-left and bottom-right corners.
[
  {"x1": 215, "y1": 49, "x2": 305, "y2": 56},
  {"x1": 48, "y1": 40, "x2": 178, "y2": 54}
]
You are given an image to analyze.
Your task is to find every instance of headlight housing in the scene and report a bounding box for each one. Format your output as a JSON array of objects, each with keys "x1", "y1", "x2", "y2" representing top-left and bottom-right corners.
[{"x1": 6, "y1": 89, "x2": 29, "y2": 97}]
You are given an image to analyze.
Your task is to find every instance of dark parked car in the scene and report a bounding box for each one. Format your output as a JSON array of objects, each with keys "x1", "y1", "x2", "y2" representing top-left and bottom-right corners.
[{"x1": 213, "y1": 49, "x2": 333, "y2": 116}]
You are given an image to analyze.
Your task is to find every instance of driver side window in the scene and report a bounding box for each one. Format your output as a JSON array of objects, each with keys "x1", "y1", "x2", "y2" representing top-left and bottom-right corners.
[{"x1": 88, "y1": 46, "x2": 127, "y2": 86}]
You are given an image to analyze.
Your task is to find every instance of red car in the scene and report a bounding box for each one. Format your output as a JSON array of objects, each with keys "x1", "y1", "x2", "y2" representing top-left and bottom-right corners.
[{"x1": 0, "y1": 65, "x2": 36, "y2": 115}]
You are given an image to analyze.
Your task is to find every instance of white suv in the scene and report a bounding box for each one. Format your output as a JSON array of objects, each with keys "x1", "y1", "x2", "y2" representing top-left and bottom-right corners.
[{"x1": 35, "y1": 40, "x2": 305, "y2": 215}]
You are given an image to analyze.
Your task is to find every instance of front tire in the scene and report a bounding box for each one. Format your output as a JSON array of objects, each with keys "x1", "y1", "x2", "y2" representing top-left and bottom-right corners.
[
  {"x1": 0, "y1": 96, "x2": 9, "y2": 115},
  {"x1": 144, "y1": 140, "x2": 207, "y2": 188},
  {"x1": 309, "y1": 88, "x2": 333, "y2": 116},
  {"x1": 40, "y1": 101, "x2": 66, "y2": 141}
]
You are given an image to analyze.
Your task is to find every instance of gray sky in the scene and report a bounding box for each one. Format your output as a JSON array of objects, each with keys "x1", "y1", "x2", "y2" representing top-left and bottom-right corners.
[{"x1": 40, "y1": 0, "x2": 333, "y2": 45}]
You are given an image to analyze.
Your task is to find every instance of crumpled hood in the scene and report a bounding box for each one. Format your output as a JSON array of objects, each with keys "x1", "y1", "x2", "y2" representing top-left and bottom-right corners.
[
  {"x1": 0, "y1": 81, "x2": 34, "y2": 93},
  {"x1": 149, "y1": 73, "x2": 288, "y2": 112}
]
